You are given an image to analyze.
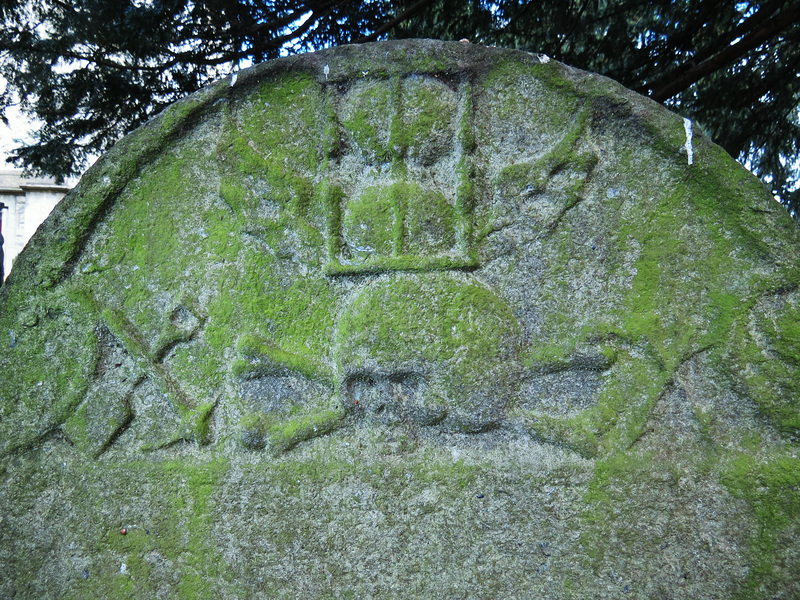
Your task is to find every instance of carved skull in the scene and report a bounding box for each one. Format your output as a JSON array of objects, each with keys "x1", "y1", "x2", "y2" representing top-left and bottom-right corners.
[{"x1": 335, "y1": 272, "x2": 522, "y2": 432}]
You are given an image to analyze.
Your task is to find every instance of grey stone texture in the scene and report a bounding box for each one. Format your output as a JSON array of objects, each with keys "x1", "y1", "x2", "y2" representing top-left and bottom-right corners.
[{"x1": 1, "y1": 39, "x2": 799, "y2": 598}]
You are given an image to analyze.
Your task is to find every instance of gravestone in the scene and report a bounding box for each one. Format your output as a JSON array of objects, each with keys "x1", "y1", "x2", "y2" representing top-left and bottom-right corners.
[{"x1": 1, "y1": 40, "x2": 799, "y2": 598}]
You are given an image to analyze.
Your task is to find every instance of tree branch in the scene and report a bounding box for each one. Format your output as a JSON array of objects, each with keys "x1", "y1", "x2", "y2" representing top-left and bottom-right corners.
[
  {"x1": 624, "y1": 0, "x2": 786, "y2": 89},
  {"x1": 229, "y1": 5, "x2": 311, "y2": 38},
  {"x1": 641, "y1": 2, "x2": 800, "y2": 101},
  {"x1": 353, "y1": 0, "x2": 437, "y2": 43}
]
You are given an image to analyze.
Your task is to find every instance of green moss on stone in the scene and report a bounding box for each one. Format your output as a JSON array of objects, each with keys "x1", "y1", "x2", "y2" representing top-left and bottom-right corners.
[
  {"x1": 728, "y1": 293, "x2": 800, "y2": 434},
  {"x1": 235, "y1": 73, "x2": 322, "y2": 175},
  {"x1": 482, "y1": 57, "x2": 580, "y2": 128},
  {"x1": 343, "y1": 81, "x2": 393, "y2": 162},
  {"x1": 343, "y1": 186, "x2": 397, "y2": 257},
  {"x1": 395, "y1": 75, "x2": 455, "y2": 160},
  {"x1": 336, "y1": 273, "x2": 519, "y2": 379},
  {"x1": 0, "y1": 289, "x2": 98, "y2": 457},
  {"x1": 239, "y1": 406, "x2": 344, "y2": 453},
  {"x1": 62, "y1": 394, "x2": 132, "y2": 458},
  {"x1": 343, "y1": 182, "x2": 457, "y2": 261},
  {"x1": 234, "y1": 334, "x2": 333, "y2": 383},
  {"x1": 722, "y1": 452, "x2": 800, "y2": 597}
]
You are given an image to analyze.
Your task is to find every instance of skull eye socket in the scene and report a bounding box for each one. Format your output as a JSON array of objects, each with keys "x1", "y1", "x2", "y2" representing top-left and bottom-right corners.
[
  {"x1": 346, "y1": 374, "x2": 383, "y2": 406},
  {"x1": 388, "y1": 372, "x2": 422, "y2": 402},
  {"x1": 343, "y1": 371, "x2": 426, "y2": 411},
  {"x1": 359, "y1": 375, "x2": 377, "y2": 388}
]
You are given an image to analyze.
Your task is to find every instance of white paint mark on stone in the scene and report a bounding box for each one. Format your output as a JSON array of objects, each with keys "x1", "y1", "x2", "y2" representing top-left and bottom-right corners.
[
  {"x1": 683, "y1": 117, "x2": 694, "y2": 165},
  {"x1": 324, "y1": 64, "x2": 330, "y2": 80},
  {"x1": 230, "y1": 72, "x2": 238, "y2": 87}
]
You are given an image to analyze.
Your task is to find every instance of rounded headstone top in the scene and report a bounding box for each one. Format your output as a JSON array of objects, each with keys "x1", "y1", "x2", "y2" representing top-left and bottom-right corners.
[
  {"x1": 3, "y1": 38, "x2": 798, "y2": 454},
  {"x1": 1, "y1": 39, "x2": 799, "y2": 598}
]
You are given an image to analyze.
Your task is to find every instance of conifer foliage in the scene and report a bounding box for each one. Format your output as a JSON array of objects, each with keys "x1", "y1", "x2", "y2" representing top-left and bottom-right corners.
[{"x1": 1, "y1": 0, "x2": 799, "y2": 217}]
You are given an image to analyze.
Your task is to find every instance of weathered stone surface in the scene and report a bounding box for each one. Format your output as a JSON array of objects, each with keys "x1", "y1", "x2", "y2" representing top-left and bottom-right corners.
[{"x1": 1, "y1": 39, "x2": 799, "y2": 598}]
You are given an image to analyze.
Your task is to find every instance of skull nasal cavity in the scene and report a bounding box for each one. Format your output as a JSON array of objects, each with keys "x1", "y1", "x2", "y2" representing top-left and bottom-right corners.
[{"x1": 344, "y1": 372, "x2": 423, "y2": 411}]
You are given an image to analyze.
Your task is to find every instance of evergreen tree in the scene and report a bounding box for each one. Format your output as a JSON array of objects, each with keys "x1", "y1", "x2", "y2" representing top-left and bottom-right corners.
[{"x1": 2, "y1": 1, "x2": 799, "y2": 218}]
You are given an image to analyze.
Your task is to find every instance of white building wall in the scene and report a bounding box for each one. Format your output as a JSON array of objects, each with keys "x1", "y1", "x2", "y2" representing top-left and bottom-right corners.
[{"x1": 1, "y1": 170, "x2": 70, "y2": 280}]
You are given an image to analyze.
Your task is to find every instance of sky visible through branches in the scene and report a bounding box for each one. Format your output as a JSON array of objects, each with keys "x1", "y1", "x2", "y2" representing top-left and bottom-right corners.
[{"x1": 1, "y1": 1, "x2": 798, "y2": 217}]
